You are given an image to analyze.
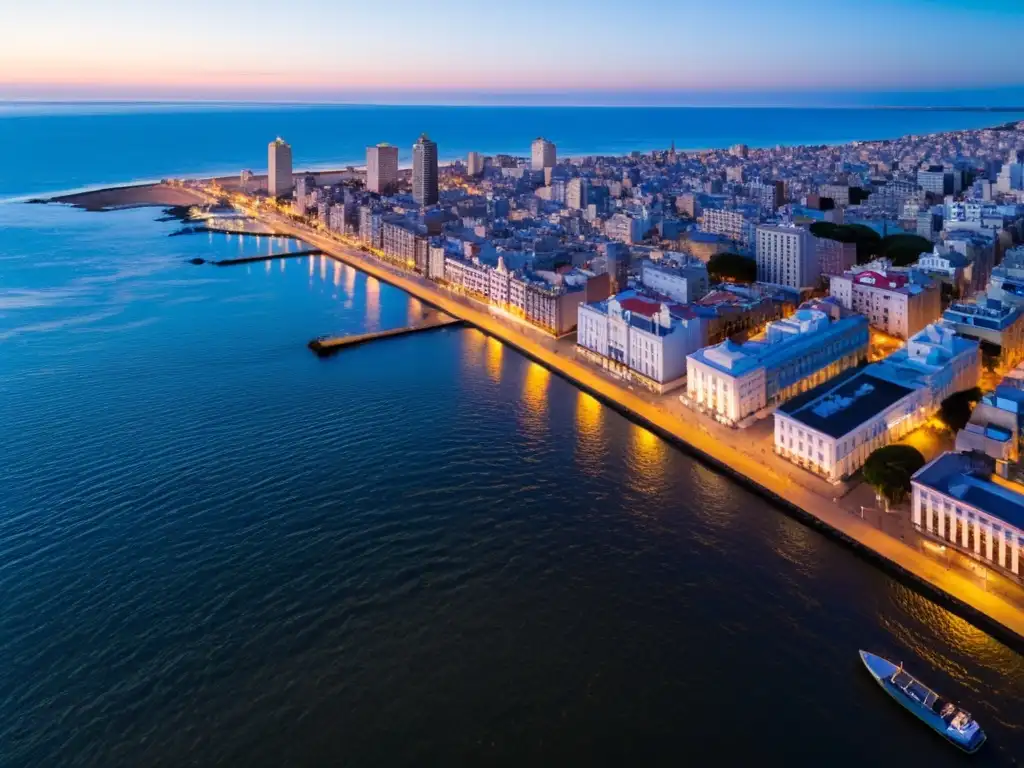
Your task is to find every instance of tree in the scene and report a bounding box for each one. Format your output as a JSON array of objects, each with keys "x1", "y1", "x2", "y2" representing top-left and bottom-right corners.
[
  {"x1": 708, "y1": 252, "x2": 757, "y2": 284},
  {"x1": 862, "y1": 445, "x2": 926, "y2": 507},
  {"x1": 809, "y1": 222, "x2": 882, "y2": 264},
  {"x1": 878, "y1": 233, "x2": 933, "y2": 267},
  {"x1": 937, "y1": 387, "x2": 983, "y2": 433}
]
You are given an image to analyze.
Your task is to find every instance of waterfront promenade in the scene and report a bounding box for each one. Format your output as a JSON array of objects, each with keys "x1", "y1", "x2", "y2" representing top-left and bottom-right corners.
[{"x1": 253, "y1": 210, "x2": 1024, "y2": 646}]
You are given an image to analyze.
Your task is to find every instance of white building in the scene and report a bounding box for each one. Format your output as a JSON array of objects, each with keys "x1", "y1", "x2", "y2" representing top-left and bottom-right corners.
[
  {"x1": 412, "y1": 133, "x2": 438, "y2": 206},
  {"x1": 366, "y1": 143, "x2": 399, "y2": 195},
  {"x1": 701, "y1": 208, "x2": 752, "y2": 246},
  {"x1": 774, "y1": 324, "x2": 980, "y2": 481},
  {"x1": 639, "y1": 259, "x2": 709, "y2": 304},
  {"x1": 566, "y1": 178, "x2": 589, "y2": 210},
  {"x1": 531, "y1": 137, "x2": 556, "y2": 171},
  {"x1": 268, "y1": 137, "x2": 293, "y2": 198},
  {"x1": 829, "y1": 267, "x2": 941, "y2": 339},
  {"x1": 467, "y1": 151, "x2": 484, "y2": 177},
  {"x1": 685, "y1": 308, "x2": 868, "y2": 425},
  {"x1": 577, "y1": 292, "x2": 705, "y2": 392},
  {"x1": 756, "y1": 224, "x2": 819, "y2": 288},
  {"x1": 820, "y1": 183, "x2": 851, "y2": 207},
  {"x1": 912, "y1": 452, "x2": 1023, "y2": 581}
]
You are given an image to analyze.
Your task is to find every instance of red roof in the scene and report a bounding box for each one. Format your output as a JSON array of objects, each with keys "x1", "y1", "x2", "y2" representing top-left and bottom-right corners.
[
  {"x1": 619, "y1": 297, "x2": 661, "y2": 317},
  {"x1": 853, "y1": 270, "x2": 909, "y2": 290}
]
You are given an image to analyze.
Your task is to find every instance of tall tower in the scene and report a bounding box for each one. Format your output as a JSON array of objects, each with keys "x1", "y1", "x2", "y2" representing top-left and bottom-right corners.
[
  {"x1": 412, "y1": 133, "x2": 438, "y2": 206},
  {"x1": 467, "y1": 151, "x2": 484, "y2": 177},
  {"x1": 531, "y1": 137, "x2": 556, "y2": 171},
  {"x1": 366, "y1": 143, "x2": 399, "y2": 194},
  {"x1": 268, "y1": 138, "x2": 293, "y2": 198}
]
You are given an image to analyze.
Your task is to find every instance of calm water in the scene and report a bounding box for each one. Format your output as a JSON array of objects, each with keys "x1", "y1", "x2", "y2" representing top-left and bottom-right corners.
[
  {"x1": 2, "y1": 203, "x2": 1024, "y2": 767},
  {"x1": 2, "y1": 103, "x2": 1024, "y2": 198}
]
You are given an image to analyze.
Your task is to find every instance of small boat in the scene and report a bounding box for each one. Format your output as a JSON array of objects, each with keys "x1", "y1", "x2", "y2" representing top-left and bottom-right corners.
[{"x1": 860, "y1": 651, "x2": 986, "y2": 754}]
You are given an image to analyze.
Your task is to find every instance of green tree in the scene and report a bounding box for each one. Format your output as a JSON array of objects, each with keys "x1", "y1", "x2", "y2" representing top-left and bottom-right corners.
[
  {"x1": 862, "y1": 445, "x2": 927, "y2": 507},
  {"x1": 809, "y1": 222, "x2": 882, "y2": 264},
  {"x1": 937, "y1": 387, "x2": 983, "y2": 433},
  {"x1": 708, "y1": 252, "x2": 757, "y2": 283},
  {"x1": 879, "y1": 234, "x2": 934, "y2": 267}
]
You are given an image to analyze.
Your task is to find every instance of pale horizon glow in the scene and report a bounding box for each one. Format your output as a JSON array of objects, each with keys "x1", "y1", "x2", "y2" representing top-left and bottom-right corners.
[{"x1": 2, "y1": 0, "x2": 1023, "y2": 105}]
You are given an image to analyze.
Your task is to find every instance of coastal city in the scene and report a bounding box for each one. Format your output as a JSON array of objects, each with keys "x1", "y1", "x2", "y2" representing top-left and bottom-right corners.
[{"x1": 170, "y1": 120, "x2": 1024, "y2": 634}]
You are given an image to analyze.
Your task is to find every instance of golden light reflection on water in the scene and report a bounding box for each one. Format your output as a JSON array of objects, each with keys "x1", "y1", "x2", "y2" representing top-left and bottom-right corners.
[
  {"x1": 627, "y1": 424, "x2": 668, "y2": 496},
  {"x1": 520, "y1": 362, "x2": 550, "y2": 436},
  {"x1": 461, "y1": 328, "x2": 486, "y2": 371},
  {"x1": 688, "y1": 463, "x2": 737, "y2": 528},
  {"x1": 344, "y1": 263, "x2": 357, "y2": 298},
  {"x1": 485, "y1": 336, "x2": 503, "y2": 383},
  {"x1": 574, "y1": 392, "x2": 605, "y2": 477},
  {"x1": 772, "y1": 517, "x2": 820, "y2": 578},
  {"x1": 365, "y1": 275, "x2": 381, "y2": 330},
  {"x1": 407, "y1": 296, "x2": 424, "y2": 325},
  {"x1": 308, "y1": 255, "x2": 315, "y2": 279},
  {"x1": 318, "y1": 254, "x2": 327, "y2": 281},
  {"x1": 333, "y1": 260, "x2": 341, "y2": 288}
]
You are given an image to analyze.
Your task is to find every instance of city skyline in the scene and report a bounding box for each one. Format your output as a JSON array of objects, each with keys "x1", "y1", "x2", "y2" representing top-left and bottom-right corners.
[{"x1": 3, "y1": 0, "x2": 1024, "y2": 103}]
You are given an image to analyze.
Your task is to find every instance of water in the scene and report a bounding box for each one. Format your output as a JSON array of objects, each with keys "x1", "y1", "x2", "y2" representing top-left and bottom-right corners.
[
  {"x1": 3, "y1": 103, "x2": 1024, "y2": 199},
  {"x1": 2, "y1": 203, "x2": 1024, "y2": 767}
]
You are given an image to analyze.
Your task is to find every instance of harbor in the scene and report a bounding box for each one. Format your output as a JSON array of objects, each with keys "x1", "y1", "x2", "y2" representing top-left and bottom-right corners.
[
  {"x1": 308, "y1": 312, "x2": 462, "y2": 355},
  {"x1": 255, "y1": 210, "x2": 1024, "y2": 649}
]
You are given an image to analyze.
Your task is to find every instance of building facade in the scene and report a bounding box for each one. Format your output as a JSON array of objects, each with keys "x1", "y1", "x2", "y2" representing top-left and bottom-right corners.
[
  {"x1": 268, "y1": 137, "x2": 293, "y2": 198},
  {"x1": 531, "y1": 137, "x2": 556, "y2": 171},
  {"x1": 913, "y1": 452, "x2": 1023, "y2": 582},
  {"x1": 943, "y1": 300, "x2": 1024, "y2": 369},
  {"x1": 467, "y1": 151, "x2": 484, "y2": 177},
  {"x1": 815, "y1": 237, "x2": 857, "y2": 277},
  {"x1": 829, "y1": 268, "x2": 941, "y2": 339},
  {"x1": 639, "y1": 259, "x2": 709, "y2": 304},
  {"x1": 756, "y1": 224, "x2": 819, "y2": 288},
  {"x1": 701, "y1": 208, "x2": 752, "y2": 246},
  {"x1": 366, "y1": 143, "x2": 399, "y2": 195},
  {"x1": 412, "y1": 133, "x2": 439, "y2": 206},
  {"x1": 773, "y1": 324, "x2": 979, "y2": 481},
  {"x1": 685, "y1": 308, "x2": 869, "y2": 425}
]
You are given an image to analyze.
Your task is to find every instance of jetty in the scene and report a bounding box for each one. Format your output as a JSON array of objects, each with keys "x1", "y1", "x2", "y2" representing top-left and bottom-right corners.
[
  {"x1": 212, "y1": 248, "x2": 322, "y2": 266},
  {"x1": 309, "y1": 313, "x2": 462, "y2": 356}
]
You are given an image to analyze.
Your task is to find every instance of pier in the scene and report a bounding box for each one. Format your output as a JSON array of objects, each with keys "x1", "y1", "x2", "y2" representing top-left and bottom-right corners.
[
  {"x1": 308, "y1": 313, "x2": 462, "y2": 356},
  {"x1": 212, "y1": 248, "x2": 322, "y2": 266}
]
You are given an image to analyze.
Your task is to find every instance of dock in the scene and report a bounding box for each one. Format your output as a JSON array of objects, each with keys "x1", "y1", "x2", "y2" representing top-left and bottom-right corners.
[
  {"x1": 309, "y1": 313, "x2": 463, "y2": 356},
  {"x1": 212, "y1": 248, "x2": 322, "y2": 266}
]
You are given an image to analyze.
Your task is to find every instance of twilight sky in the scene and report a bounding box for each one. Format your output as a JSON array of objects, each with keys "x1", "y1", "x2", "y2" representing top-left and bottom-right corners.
[{"x1": 2, "y1": 0, "x2": 1023, "y2": 104}]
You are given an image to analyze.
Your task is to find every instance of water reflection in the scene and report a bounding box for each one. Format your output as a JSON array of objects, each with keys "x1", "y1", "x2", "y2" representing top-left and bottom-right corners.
[
  {"x1": 627, "y1": 424, "x2": 668, "y2": 496},
  {"x1": 318, "y1": 254, "x2": 327, "y2": 282},
  {"x1": 461, "y1": 328, "x2": 486, "y2": 373},
  {"x1": 520, "y1": 362, "x2": 550, "y2": 438},
  {"x1": 689, "y1": 463, "x2": 737, "y2": 529},
  {"x1": 772, "y1": 516, "x2": 820, "y2": 578},
  {"x1": 574, "y1": 391, "x2": 605, "y2": 477},
  {"x1": 365, "y1": 275, "x2": 380, "y2": 330},
  {"x1": 333, "y1": 261, "x2": 341, "y2": 288},
  {"x1": 485, "y1": 337, "x2": 503, "y2": 384},
  {"x1": 407, "y1": 296, "x2": 424, "y2": 326}
]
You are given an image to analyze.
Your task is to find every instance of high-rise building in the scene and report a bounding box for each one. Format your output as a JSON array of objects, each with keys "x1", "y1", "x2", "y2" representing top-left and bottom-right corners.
[
  {"x1": 268, "y1": 138, "x2": 293, "y2": 198},
  {"x1": 366, "y1": 143, "x2": 399, "y2": 195},
  {"x1": 531, "y1": 137, "x2": 556, "y2": 171},
  {"x1": 566, "y1": 177, "x2": 589, "y2": 210},
  {"x1": 467, "y1": 151, "x2": 484, "y2": 177},
  {"x1": 755, "y1": 224, "x2": 819, "y2": 288},
  {"x1": 412, "y1": 133, "x2": 439, "y2": 206}
]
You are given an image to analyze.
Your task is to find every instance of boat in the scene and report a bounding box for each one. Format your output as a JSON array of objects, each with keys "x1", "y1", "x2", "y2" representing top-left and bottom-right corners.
[{"x1": 860, "y1": 651, "x2": 986, "y2": 754}]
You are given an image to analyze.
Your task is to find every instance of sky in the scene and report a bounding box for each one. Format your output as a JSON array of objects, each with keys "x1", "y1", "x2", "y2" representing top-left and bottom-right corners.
[{"x1": 2, "y1": 0, "x2": 1023, "y2": 105}]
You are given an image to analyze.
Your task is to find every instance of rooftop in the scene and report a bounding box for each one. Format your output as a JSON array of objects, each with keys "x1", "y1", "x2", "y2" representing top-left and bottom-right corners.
[
  {"x1": 777, "y1": 367, "x2": 917, "y2": 439},
  {"x1": 913, "y1": 452, "x2": 1024, "y2": 531}
]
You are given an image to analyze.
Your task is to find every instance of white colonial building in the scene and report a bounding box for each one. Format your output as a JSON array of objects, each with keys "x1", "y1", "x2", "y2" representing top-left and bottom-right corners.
[
  {"x1": 773, "y1": 323, "x2": 980, "y2": 481},
  {"x1": 578, "y1": 292, "x2": 705, "y2": 392},
  {"x1": 829, "y1": 267, "x2": 941, "y2": 339},
  {"x1": 913, "y1": 452, "x2": 1023, "y2": 581},
  {"x1": 685, "y1": 307, "x2": 869, "y2": 425}
]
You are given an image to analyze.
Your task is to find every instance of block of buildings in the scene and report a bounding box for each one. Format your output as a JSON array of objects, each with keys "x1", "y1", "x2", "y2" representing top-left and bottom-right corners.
[
  {"x1": 577, "y1": 292, "x2": 706, "y2": 392},
  {"x1": 685, "y1": 307, "x2": 869, "y2": 425},
  {"x1": 755, "y1": 224, "x2": 820, "y2": 288},
  {"x1": 639, "y1": 259, "x2": 709, "y2": 304},
  {"x1": 774, "y1": 323, "x2": 979, "y2": 481},
  {"x1": 366, "y1": 143, "x2": 399, "y2": 194},
  {"x1": 912, "y1": 452, "x2": 1023, "y2": 581},
  {"x1": 815, "y1": 237, "x2": 857, "y2": 277},
  {"x1": 943, "y1": 299, "x2": 1024, "y2": 369},
  {"x1": 829, "y1": 267, "x2": 941, "y2": 339}
]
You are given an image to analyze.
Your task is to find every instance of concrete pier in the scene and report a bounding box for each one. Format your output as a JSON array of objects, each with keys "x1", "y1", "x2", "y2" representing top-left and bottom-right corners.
[
  {"x1": 309, "y1": 313, "x2": 462, "y2": 356},
  {"x1": 212, "y1": 248, "x2": 322, "y2": 266}
]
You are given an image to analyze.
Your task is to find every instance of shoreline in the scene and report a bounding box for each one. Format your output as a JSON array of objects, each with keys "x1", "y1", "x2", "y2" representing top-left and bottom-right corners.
[
  {"x1": 246, "y1": 210, "x2": 1024, "y2": 652},
  {"x1": 45, "y1": 182, "x2": 209, "y2": 211}
]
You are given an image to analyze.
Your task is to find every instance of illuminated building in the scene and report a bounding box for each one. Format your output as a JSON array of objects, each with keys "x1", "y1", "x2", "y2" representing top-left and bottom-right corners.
[
  {"x1": 531, "y1": 137, "x2": 556, "y2": 171},
  {"x1": 366, "y1": 143, "x2": 399, "y2": 195},
  {"x1": 412, "y1": 133, "x2": 438, "y2": 206},
  {"x1": 268, "y1": 137, "x2": 293, "y2": 198}
]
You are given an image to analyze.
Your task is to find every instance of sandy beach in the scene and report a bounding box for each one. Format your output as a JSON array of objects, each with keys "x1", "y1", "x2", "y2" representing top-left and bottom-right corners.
[{"x1": 48, "y1": 183, "x2": 209, "y2": 211}]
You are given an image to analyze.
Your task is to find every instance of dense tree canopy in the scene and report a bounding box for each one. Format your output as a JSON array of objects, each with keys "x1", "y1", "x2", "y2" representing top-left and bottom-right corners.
[
  {"x1": 708, "y1": 251, "x2": 757, "y2": 284},
  {"x1": 809, "y1": 222, "x2": 882, "y2": 263},
  {"x1": 878, "y1": 234, "x2": 934, "y2": 267},
  {"x1": 937, "y1": 387, "x2": 983, "y2": 433},
  {"x1": 862, "y1": 445, "x2": 927, "y2": 506}
]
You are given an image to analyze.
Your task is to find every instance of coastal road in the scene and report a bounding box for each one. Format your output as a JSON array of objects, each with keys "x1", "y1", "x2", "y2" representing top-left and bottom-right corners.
[{"x1": 258, "y1": 211, "x2": 1024, "y2": 647}]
